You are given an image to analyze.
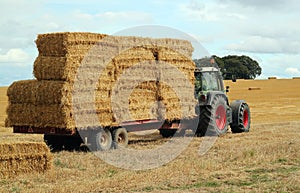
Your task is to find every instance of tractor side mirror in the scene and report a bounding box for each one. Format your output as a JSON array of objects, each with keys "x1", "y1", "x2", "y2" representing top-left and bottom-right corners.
[{"x1": 226, "y1": 86, "x2": 230, "y2": 93}]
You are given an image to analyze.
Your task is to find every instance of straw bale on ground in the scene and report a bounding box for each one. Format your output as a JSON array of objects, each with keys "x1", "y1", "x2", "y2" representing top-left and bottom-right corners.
[{"x1": 0, "y1": 142, "x2": 52, "y2": 178}]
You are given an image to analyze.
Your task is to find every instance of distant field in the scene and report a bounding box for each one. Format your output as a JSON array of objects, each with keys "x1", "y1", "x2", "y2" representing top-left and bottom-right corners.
[
  {"x1": 0, "y1": 79, "x2": 300, "y2": 192},
  {"x1": 0, "y1": 87, "x2": 7, "y2": 127},
  {"x1": 224, "y1": 78, "x2": 300, "y2": 124}
]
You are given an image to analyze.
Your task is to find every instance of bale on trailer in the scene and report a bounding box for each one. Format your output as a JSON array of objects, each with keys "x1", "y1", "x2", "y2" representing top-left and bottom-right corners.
[
  {"x1": 6, "y1": 32, "x2": 197, "y2": 132},
  {"x1": 0, "y1": 142, "x2": 52, "y2": 178}
]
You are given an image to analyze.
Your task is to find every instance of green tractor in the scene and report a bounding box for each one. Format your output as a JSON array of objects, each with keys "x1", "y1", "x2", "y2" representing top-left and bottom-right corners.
[{"x1": 194, "y1": 57, "x2": 251, "y2": 136}]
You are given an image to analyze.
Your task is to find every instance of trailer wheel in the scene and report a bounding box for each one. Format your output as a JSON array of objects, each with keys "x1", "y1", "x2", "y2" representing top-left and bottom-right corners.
[
  {"x1": 90, "y1": 128, "x2": 112, "y2": 151},
  {"x1": 197, "y1": 95, "x2": 229, "y2": 136},
  {"x1": 112, "y1": 128, "x2": 128, "y2": 149},
  {"x1": 230, "y1": 101, "x2": 251, "y2": 133}
]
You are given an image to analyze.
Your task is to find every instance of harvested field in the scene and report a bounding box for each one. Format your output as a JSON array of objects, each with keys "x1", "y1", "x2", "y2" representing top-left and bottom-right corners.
[
  {"x1": 224, "y1": 79, "x2": 300, "y2": 124},
  {"x1": 0, "y1": 78, "x2": 300, "y2": 192}
]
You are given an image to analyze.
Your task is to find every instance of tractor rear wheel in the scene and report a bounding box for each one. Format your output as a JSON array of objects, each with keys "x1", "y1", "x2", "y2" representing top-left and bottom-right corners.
[
  {"x1": 197, "y1": 95, "x2": 229, "y2": 136},
  {"x1": 230, "y1": 101, "x2": 251, "y2": 133}
]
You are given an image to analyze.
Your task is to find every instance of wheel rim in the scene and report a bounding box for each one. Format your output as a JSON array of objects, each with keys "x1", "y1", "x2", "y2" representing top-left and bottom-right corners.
[
  {"x1": 243, "y1": 109, "x2": 249, "y2": 128},
  {"x1": 100, "y1": 132, "x2": 110, "y2": 147},
  {"x1": 215, "y1": 105, "x2": 226, "y2": 130},
  {"x1": 118, "y1": 133, "x2": 126, "y2": 144}
]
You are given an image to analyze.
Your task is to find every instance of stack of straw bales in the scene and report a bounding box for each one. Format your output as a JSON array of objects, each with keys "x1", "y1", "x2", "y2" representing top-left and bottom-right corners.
[
  {"x1": 0, "y1": 142, "x2": 52, "y2": 178},
  {"x1": 6, "y1": 32, "x2": 196, "y2": 130}
]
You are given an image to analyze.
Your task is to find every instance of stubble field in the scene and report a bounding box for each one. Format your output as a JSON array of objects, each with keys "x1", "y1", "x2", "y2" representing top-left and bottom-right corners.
[{"x1": 0, "y1": 79, "x2": 299, "y2": 192}]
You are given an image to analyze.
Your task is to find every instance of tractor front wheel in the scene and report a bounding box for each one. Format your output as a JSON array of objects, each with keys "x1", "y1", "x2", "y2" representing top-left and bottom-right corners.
[{"x1": 230, "y1": 101, "x2": 251, "y2": 133}]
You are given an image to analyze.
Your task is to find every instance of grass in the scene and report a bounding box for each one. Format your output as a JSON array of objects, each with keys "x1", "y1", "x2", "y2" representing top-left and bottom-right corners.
[{"x1": 0, "y1": 79, "x2": 300, "y2": 192}]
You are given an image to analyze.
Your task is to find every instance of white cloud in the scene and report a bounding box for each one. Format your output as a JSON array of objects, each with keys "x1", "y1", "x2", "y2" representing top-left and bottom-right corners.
[
  {"x1": 285, "y1": 68, "x2": 300, "y2": 76},
  {"x1": 0, "y1": 48, "x2": 30, "y2": 65},
  {"x1": 226, "y1": 36, "x2": 295, "y2": 54}
]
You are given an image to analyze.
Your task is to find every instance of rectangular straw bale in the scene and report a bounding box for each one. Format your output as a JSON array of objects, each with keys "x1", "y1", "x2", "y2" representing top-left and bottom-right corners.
[
  {"x1": 34, "y1": 55, "x2": 83, "y2": 81},
  {"x1": 34, "y1": 55, "x2": 115, "y2": 82},
  {"x1": 7, "y1": 80, "x2": 38, "y2": 104},
  {"x1": 6, "y1": 104, "x2": 75, "y2": 129},
  {"x1": 7, "y1": 80, "x2": 73, "y2": 105},
  {"x1": 157, "y1": 47, "x2": 193, "y2": 61},
  {"x1": 0, "y1": 142, "x2": 52, "y2": 178},
  {"x1": 118, "y1": 82, "x2": 159, "y2": 121},
  {"x1": 35, "y1": 32, "x2": 107, "y2": 57},
  {"x1": 113, "y1": 47, "x2": 155, "y2": 61},
  {"x1": 110, "y1": 36, "x2": 193, "y2": 58},
  {"x1": 157, "y1": 59, "x2": 195, "y2": 84},
  {"x1": 155, "y1": 38, "x2": 194, "y2": 58},
  {"x1": 158, "y1": 82, "x2": 197, "y2": 120}
]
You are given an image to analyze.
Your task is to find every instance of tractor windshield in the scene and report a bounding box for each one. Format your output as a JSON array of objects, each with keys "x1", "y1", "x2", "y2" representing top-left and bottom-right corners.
[{"x1": 195, "y1": 71, "x2": 224, "y2": 93}]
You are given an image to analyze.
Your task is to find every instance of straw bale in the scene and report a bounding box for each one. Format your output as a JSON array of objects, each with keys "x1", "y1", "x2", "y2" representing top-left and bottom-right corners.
[
  {"x1": 0, "y1": 142, "x2": 52, "y2": 178},
  {"x1": 35, "y1": 32, "x2": 107, "y2": 57},
  {"x1": 110, "y1": 36, "x2": 194, "y2": 58},
  {"x1": 158, "y1": 82, "x2": 197, "y2": 120},
  {"x1": 157, "y1": 47, "x2": 194, "y2": 61},
  {"x1": 155, "y1": 38, "x2": 194, "y2": 58},
  {"x1": 7, "y1": 80, "x2": 38, "y2": 104},
  {"x1": 5, "y1": 102, "x2": 119, "y2": 129},
  {"x1": 7, "y1": 80, "x2": 73, "y2": 105},
  {"x1": 6, "y1": 104, "x2": 75, "y2": 129},
  {"x1": 34, "y1": 55, "x2": 115, "y2": 82},
  {"x1": 268, "y1": 77, "x2": 277, "y2": 80},
  {"x1": 34, "y1": 55, "x2": 83, "y2": 81}
]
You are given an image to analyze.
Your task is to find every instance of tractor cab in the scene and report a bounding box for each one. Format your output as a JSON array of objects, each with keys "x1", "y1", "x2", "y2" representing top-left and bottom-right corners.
[
  {"x1": 194, "y1": 58, "x2": 225, "y2": 105},
  {"x1": 195, "y1": 66, "x2": 224, "y2": 92}
]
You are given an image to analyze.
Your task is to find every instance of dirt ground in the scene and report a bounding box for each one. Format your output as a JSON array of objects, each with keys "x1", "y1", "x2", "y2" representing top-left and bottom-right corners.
[{"x1": 0, "y1": 79, "x2": 299, "y2": 192}]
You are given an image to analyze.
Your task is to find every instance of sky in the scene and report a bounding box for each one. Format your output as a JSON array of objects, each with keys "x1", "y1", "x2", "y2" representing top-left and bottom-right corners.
[{"x1": 1, "y1": 0, "x2": 300, "y2": 86}]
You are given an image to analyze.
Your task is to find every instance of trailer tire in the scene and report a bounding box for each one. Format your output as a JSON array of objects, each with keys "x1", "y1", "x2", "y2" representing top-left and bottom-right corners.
[
  {"x1": 90, "y1": 128, "x2": 112, "y2": 151},
  {"x1": 197, "y1": 95, "x2": 229, "y2": 136},
  {"x1": 112, "y1": 128, "x2": 128, "y2": 149},
  {"x1": 230, "y1": 101, "x2": 250, "y2": 133}
]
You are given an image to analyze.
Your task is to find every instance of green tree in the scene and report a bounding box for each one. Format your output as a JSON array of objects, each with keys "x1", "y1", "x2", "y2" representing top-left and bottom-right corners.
[{"x1": 213, "y1": 55, "x2": 262, "y2": 80}]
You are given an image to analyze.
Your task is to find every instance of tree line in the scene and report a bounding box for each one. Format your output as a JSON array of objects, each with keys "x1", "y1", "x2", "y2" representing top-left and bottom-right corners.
[{"x1": 213, "y1": 55, "x2": 262, "y2": 80}]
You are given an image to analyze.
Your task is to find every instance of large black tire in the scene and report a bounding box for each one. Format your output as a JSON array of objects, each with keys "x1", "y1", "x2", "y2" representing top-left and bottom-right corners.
[
  {"x1": 197, "y1": 95, "x2": 229, "y2": 136},
  {"x1": 112, "y1": 128, "x2": 128, "y2": 149},
  {"x1": 230, "y1": 101, "x2": 251, "y2": 133},
  {"x1": 90, "y1": 129, "x2": 112, "y2": 151}
]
